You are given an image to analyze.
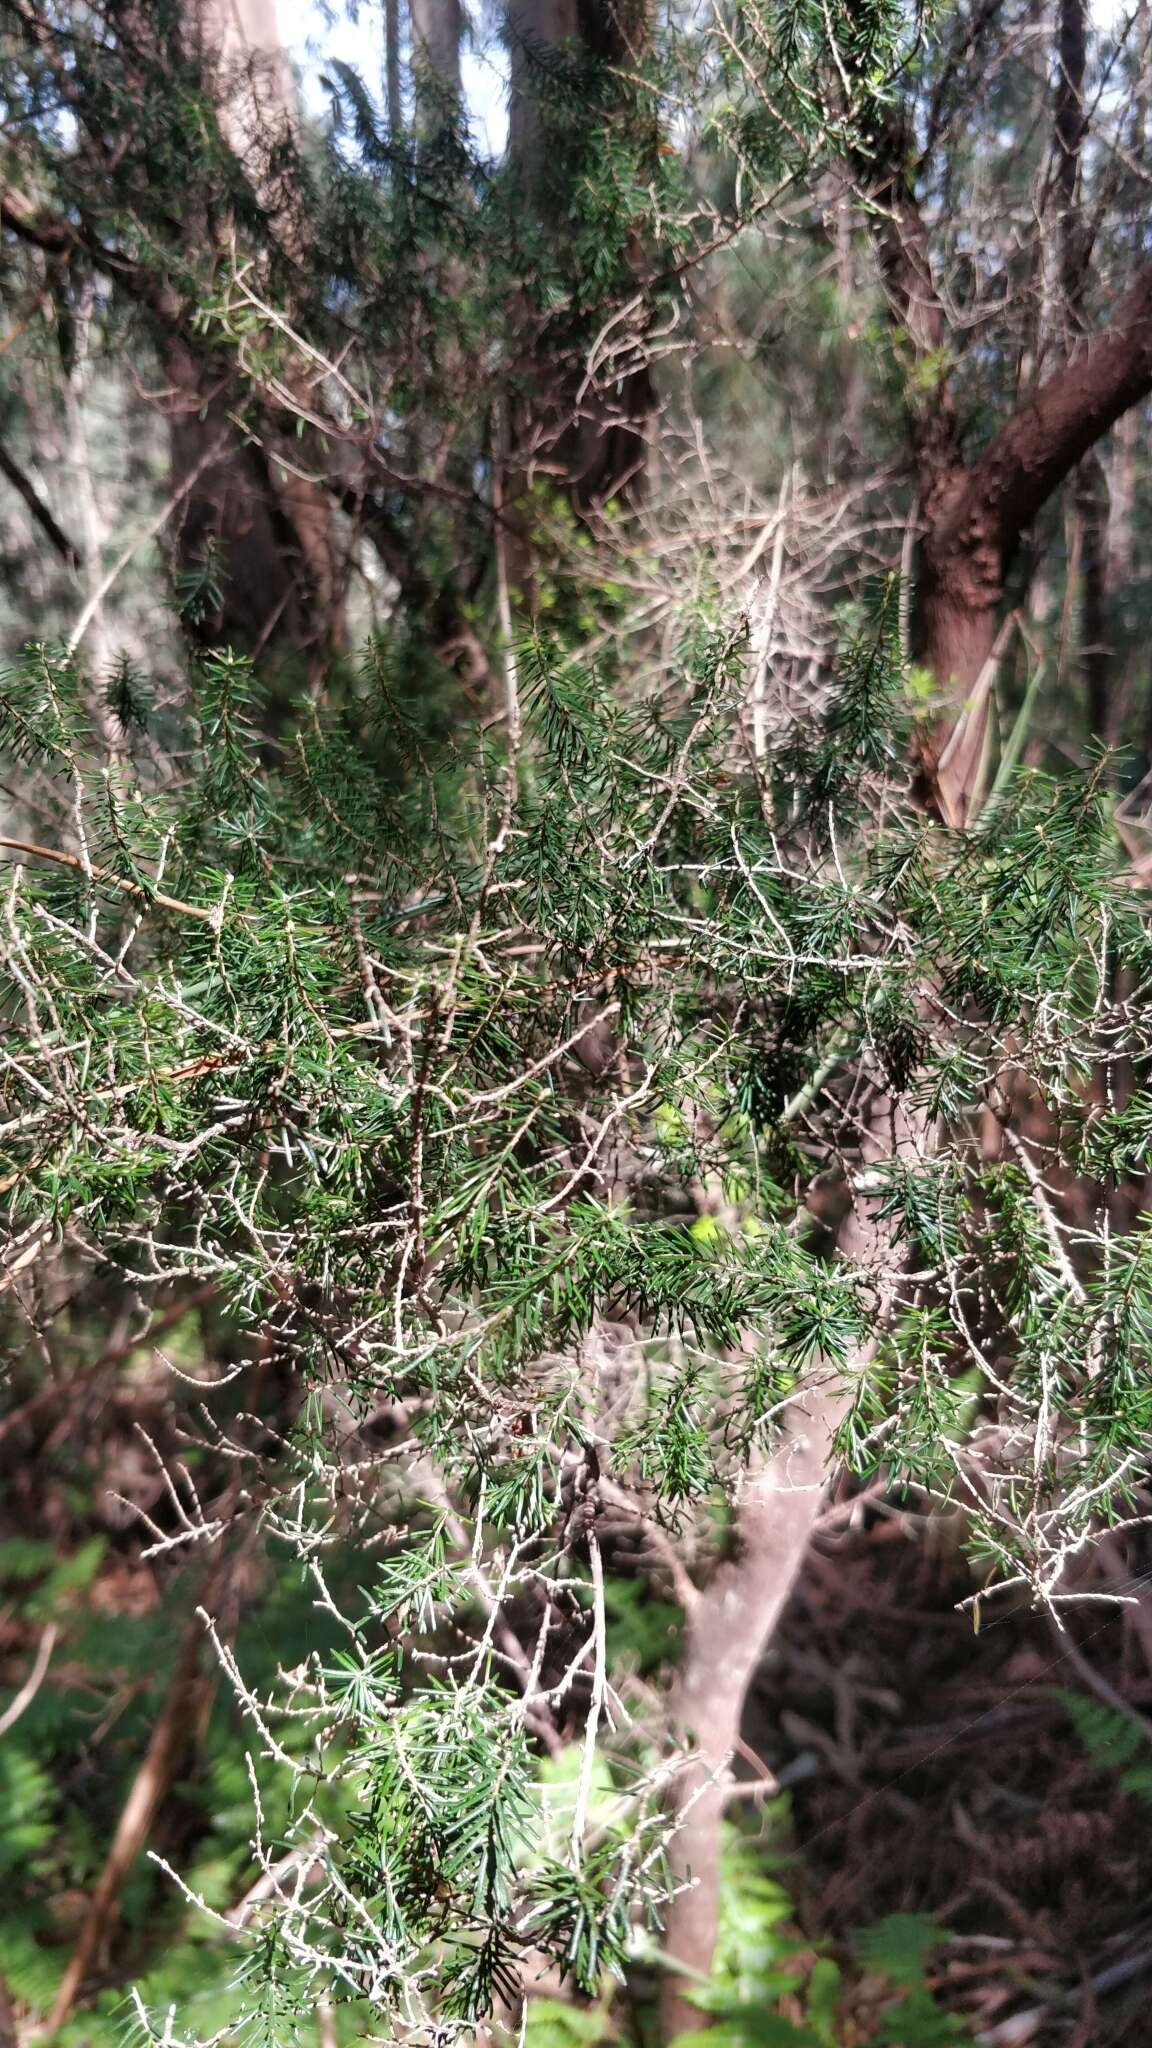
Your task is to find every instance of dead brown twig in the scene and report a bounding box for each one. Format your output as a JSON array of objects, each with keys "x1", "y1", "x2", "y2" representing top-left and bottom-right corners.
[{"x1": 46, "y1": 1558, "x2": 228, "y2": 2034}]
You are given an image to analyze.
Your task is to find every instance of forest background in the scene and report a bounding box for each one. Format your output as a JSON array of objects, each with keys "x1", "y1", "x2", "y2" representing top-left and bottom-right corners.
[{"x1": 8, "y1": 2, "x2": 1152, "y2": 2046}]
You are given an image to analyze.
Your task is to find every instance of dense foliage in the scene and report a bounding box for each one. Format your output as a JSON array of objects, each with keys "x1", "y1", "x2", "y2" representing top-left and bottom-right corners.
[
  {"x1": 3, "y1": 581, "x2": 1152, "y2": 2039},
  {"x1": 6, "y1": 0, "x2": 1152, "y2": 2043}
]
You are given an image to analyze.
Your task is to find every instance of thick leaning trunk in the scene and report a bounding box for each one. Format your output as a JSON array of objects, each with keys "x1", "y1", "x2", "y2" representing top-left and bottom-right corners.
[
  {"x1": 863, "y1": 35, "x2": 1152, "y2": 818},
  {"x1": 919, "y1": 551, "x2": 1001, "y2": 700},
  {"x1": 916, "y1": 511, "x2": 1005, "y2": 827},
  {"x1": 658, "y1": 1097, "x2": 924, "y2": 2041}
]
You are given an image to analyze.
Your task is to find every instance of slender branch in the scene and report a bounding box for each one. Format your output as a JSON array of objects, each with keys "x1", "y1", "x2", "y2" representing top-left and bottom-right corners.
[
  {"x1": 0, "y1": 1283, "x2": 219, "y2": 1447},
  {"x1": 0, "y1": 1623, "x2": 58, "y2": 1738},
  {"x1": 570, "y1": 1529, "x2": 607, "y2": 1867},
  {"x1": 0, "y1": 836, "x2": 218, "y2": 922},
  {"x1": 0, "y1": 442, "x2": 81, "y2": 570},
  {"x1": 47, "y1": 1575, "x2": 223, "y2": 2032}
]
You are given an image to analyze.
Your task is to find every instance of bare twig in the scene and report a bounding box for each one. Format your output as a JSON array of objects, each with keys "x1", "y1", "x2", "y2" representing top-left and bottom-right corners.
[
  {"x1": 0, "y1": 442, "x2": 81, "y2": 570},
  {"x1": 0, "y1": 1623, "x2": 58, "y2": 1738},
  {"x1": 570, "y1": 1528, "x2": 608, "y2": 1867}
]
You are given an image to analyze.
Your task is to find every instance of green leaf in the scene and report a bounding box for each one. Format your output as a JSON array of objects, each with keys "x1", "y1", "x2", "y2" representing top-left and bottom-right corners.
[{"x1": 854, "y1": 1914, "x2": 951, "y2": 1989}]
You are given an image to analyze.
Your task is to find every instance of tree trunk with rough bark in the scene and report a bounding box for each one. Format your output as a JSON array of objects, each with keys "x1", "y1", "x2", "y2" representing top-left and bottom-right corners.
[
  {"x1": 385, "y1": 0, "x2": 403, "y2": 140},
  {"x1": 658, "y1": 1097, "x2": 925, "y2": 2041},
  {"x1": 505, "y1": 0, "x2": 655, "y2": 521},
  {"x1": 168, "y1": 0, "x2": 342, "y2": 669},
  {"x1": 863, "y1": 27, "x2": 1152, "y2": 815},
  {"x1": 411, "y1": 0, "x2": 463, "y2": 130}
]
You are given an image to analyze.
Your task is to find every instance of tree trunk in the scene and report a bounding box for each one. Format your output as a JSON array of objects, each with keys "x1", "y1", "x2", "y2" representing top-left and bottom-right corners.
[
  {"x1": 165, "y1": 339, "x2": 336, "y2": 662},
  {"x1": 505, "y1": 0, "x2": 655, "y2": 521},
  {"x1": 919, "y1": 533, "x2": 1003, "y2": 699},
  {"x1": 506, "y1": 0, "x2": 576, "y2": 184},
  {"x1": 862, "y1": 19, "x2": 1152, "y2": 811},
  {"x1": 168, "y1": 0, "x2": 342, "y2": 669},
  {"x1": 658, "y1": 1379, "x2": 848, "y2": 2041},
  {"x1": 1076, "y1": 450, "x2": 1111, "y2": 741},
  {"x1": 658, "y1": 1097, "x2": 925, "y2": 2041},
  {"x1": 411, "y1": 0, "x2": 463, "y2": 130},
  {"x1": 385, "y1": 0, "x2": 404, "y2": 140}
]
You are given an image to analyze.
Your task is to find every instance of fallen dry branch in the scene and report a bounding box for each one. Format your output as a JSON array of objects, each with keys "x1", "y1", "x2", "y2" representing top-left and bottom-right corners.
[{"x1": 46, "y1": 1564, "x2": 226, "y2": 2033}]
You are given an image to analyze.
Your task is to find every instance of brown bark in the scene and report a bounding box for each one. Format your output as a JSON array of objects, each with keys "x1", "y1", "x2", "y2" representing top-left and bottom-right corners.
[
  {"x1": 166, "y1": 337, "x2": 338, "y2": 663},
  {"x1": 506, "y1": 0, "x2": 655, "y2": 521},
  {"x1": 508, "y1": 0, "x2": 650, "y2": 178},
  {"x1": 411, "y1": 0, "x2": 463, "y2": 121},
  {"x1": 385, "y1": 0, "x2": 403, "y2": 140},
  {"x1": 658, "y1": 1096, "x2": 924, "y2": 2041},
  {"x1": 861, "y1": 34, "x2": 1152, "y2": 813},
  {"x1": 916, "y1": 259, "x2": 1152, "y2": 816},
  {"x1": 506, "y1": 0, "x2": 578, "y2": 181},
  {"x1": 167, "y1": 0, "x2": 342, "y2": 668},
  {"x1": 929, "y1": 267, "x2": 1152, "y2": 637}
]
